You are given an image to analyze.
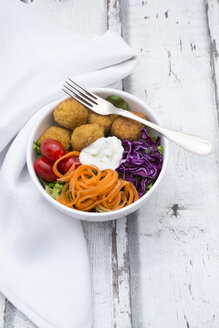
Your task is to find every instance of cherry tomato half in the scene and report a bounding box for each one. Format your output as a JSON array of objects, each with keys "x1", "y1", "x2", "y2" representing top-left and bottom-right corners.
[
  {"x1": 40, "y1": 139, "x2": 65, "y2": 162},
  {"x1": 58, "y1": 155, "x2": 81, "y2": 174},
  {"x1": 34, "y1": 156, "x2": 58, "y2": 182}
]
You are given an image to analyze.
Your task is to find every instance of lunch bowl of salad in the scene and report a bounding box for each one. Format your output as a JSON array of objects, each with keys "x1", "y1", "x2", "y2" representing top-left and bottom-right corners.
[{"x1": 27, "y1": 88, "x2": 169, "y2": 222}]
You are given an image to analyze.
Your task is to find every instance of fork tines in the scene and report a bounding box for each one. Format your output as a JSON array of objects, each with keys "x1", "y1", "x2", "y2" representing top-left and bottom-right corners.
[{"x1": 62, "y1": 78, "x2": 97, "y2": 110}]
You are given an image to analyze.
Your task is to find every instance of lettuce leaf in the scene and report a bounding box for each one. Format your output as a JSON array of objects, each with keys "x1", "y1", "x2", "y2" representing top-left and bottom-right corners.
[
  {"x1": 33, "y1": 141, "x2": 41, "y2": 155},
  {"x1": 106, "y1": 95, "x2": 129, "y2": 110},
  {"x1": 45, "y1": 182, "x2": 64, "y2": 199}
]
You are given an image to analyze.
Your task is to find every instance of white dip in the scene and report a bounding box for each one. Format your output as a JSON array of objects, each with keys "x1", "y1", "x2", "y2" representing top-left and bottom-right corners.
[{"x1": 79, "y1": 136, "x2": 124, "y2": 170}]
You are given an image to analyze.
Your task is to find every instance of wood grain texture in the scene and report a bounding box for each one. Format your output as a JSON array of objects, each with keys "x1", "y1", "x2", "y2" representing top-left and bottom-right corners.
[{"x1": 122, "y1": 0, "x2": 219, "y2": 327}]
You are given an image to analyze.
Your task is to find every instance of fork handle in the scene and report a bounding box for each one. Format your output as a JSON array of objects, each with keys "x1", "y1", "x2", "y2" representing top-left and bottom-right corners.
[{"x1": 114, "y1": 109, "x2": 213, "y2": 156}]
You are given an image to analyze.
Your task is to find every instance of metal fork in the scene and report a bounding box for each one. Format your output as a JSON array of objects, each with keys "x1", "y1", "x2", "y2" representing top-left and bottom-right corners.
[{"x1": 62, "y1": 78, "x2": 213, "y2": 156}]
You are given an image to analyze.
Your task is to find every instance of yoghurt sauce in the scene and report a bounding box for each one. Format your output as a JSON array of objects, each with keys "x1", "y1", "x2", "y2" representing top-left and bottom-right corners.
[{"x1": 79, "y1": 136, "x2": 124, "y2": 170}]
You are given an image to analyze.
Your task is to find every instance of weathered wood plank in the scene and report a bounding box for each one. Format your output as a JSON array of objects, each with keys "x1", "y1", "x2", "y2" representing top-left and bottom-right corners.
[
  {"x1": 107, "y1": 2, "x2": 132, "y2": 327},
  {"x1": 4, "y1": 301, "x2": 37, "y2": 328},
  {"x1": 205, "y1": 0, "x2": 219, "y2": 122},
  {"x1": 24, "y1": 0, "x2": 106, "y2": 36},
  {"x1": 112, "y1": 218, "x2": 132, "y2": 328},
  {"x1": 107, "y1": 0, "x2": 122, "y2": 32},
  {"x1": 83, "y1": 222, "x2": 114, "y2": 328},
  {"x1": 0, "y1": 293, "x2": 6, "y2": 328},
  {"x1": 122, "y1": 0, "x2": 219, "y2": 327}
]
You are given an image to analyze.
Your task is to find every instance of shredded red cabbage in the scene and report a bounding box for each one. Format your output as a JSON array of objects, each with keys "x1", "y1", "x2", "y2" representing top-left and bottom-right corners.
[{"x1": 116, "y1": 128, "x2": 163, "y2": 197}]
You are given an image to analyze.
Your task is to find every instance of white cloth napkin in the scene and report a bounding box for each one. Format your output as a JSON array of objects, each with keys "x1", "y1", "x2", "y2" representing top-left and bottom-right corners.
[{"x1": 0, "y1": 1, "x2": 137, "y2": 328}]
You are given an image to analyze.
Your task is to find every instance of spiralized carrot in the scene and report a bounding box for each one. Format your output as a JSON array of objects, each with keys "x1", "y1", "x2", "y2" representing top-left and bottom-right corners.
[
  {"x1": 53, "y1": 156, "x2": 139, "y2": 212},
  {"x1": 53, "y1": 151, "x2": 80, "y2": 181}
]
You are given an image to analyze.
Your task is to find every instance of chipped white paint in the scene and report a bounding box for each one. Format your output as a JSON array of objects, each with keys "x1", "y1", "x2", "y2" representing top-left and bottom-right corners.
[
  {"x1": 0, "y1": 293, "x2": 5, "y2": 328},
  {"x1": 205, "y1": 0, "x2": 219, "y2": 115},
  {"x1": 107, "y1": 1, "x2": 132, "y2": 327},
  {"x1": 1, "y1": 0, "x2": 219, "y2": 327},
  {"x1": 112, "y1": 218, "x2": 132, "y2": 328},
  {"x1": 83, "y1": 222, "x2": 114, "y2": 328},
  {"x1": 24, "y1": 0, "x2": 106, "y2": 37},
  {"x1": 107, "y1": 0, "x2": 122, "y2": 32},
  {"x1": 4, "y1": 301, "x2": 37, "y2": 328}
]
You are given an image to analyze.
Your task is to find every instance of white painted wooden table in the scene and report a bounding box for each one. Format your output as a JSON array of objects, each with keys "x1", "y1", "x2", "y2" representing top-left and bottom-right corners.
[{"x1": 1, "y1": 0, "x2": 219, "y2": 327}]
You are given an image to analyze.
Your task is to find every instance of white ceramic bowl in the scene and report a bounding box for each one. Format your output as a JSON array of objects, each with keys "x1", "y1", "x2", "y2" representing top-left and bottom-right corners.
[{"x1": 27, "y1": 88, "x2": 169, "y2": 222}]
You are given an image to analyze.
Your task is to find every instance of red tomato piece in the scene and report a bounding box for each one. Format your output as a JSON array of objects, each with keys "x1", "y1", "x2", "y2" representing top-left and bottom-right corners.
[
  {"x1": 34, "y1": 156, "x2": 58, "y2": 182},
  {"x1": 40, "y1": 139, "x2": 65, "y2": 162},
  {"x1": 58, "y1": 156, "x2": 81, "y2": 174}
]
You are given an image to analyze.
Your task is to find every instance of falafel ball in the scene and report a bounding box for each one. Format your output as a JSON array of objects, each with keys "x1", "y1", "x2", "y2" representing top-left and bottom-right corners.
[
  {"x1": 53, "y1": 98, "x2": 88, "y2": 130},
  {"x1": 38, "y1": 126, "x2": 71, "y2": 150},
  {"x1": 88, "y1": 111, "x2": 117, "y2": 134},
  {"x1": 71, "y1": 123, "x2": 104, "y2": 151},
  {"x1": 111, "y1": 111, "x2": 148, "y2": 141}
]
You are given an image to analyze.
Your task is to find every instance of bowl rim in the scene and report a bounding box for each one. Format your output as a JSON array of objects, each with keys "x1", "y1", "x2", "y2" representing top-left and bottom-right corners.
[{"x1": 27, "y1": 88, "x2": 169, "y2": 219}]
